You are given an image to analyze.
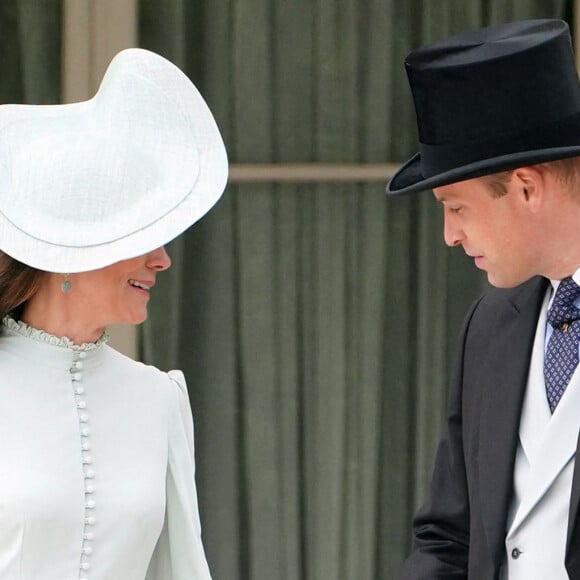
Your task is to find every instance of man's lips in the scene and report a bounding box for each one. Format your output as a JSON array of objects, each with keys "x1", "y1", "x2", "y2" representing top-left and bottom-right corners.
[{"x1": 465, "y1": 252, "x2": 485, "y2": 268}]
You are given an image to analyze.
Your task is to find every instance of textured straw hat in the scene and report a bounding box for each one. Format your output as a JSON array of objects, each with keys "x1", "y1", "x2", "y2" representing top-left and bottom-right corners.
[
  {"x1": 0, "y1": 48, "x2": 228, "y2": 272},
  {"x1": 386, "y1": 19, "x2": 580, "y2": 195}
]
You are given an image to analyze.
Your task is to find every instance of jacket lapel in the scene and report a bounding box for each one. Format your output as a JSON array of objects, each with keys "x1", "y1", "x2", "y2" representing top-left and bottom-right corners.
[
  {"x1": 516, "y1": 295, "x2": 551, "y2": 465},
  {"x1": 477, "y1": 277, "x2": 549, "y2": 568}
]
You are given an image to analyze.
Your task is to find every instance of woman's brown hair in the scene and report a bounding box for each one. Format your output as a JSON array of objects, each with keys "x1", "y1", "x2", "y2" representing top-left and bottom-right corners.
[{"x1": 0, "y1": 251, "x2": 44, "y2": 320}]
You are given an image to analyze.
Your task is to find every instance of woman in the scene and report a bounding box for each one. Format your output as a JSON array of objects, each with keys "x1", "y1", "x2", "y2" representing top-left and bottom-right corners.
[{"x1": 0, "y1": 47, "x2": 227, "y2": 579}]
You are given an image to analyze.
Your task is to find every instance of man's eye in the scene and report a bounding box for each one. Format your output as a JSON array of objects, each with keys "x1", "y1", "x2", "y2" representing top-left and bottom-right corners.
[{"x1": 448, "y1": 207, "x2": 462, "y2": 214}]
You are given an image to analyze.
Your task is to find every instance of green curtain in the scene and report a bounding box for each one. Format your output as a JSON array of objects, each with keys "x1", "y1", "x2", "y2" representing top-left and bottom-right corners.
[
  {"x1": 140, "y1": 1, "x2": 568, "y2": 578},
  {"x1": 0, "y1": 0, "x2": 61, "y2": 105}
]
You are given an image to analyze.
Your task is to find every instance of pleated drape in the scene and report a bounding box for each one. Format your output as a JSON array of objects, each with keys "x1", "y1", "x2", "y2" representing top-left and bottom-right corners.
[
  {"x1": 0, "y1": 0, "x2": 61, "y2": 105},
  {"x1": 140, "y1": 1, "x2": 568, "y2": 578}
]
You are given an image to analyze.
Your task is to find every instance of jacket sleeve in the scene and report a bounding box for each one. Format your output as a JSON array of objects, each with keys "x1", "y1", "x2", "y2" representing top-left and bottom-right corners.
[
  {"x1": 401, "y1": 299, "x2": 483, "y2": 579},
  {"x1": 145, "y1": 370, "x2": 213, "y2": 580}
]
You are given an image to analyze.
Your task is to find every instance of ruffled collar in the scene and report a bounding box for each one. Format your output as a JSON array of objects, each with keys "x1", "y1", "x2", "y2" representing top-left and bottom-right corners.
[{"x1": 2, "y1": 316, "x2": 109, "y2": 351}]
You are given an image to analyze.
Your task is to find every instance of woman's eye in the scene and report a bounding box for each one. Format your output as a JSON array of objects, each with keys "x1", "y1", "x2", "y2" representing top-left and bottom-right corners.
[{"x1": 448, "y1": 206, "x2": 462, "y2": 214}]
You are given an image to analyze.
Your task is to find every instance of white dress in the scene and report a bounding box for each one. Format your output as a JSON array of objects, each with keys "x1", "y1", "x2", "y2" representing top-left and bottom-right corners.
[{"x1": 0, "y1": 317, "x2": 212, "y2": 580}]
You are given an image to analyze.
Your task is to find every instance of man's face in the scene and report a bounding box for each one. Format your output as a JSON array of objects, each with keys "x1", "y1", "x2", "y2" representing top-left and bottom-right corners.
[{"x1": 433, "y1": 176, "x2": 539, "y2": 288}]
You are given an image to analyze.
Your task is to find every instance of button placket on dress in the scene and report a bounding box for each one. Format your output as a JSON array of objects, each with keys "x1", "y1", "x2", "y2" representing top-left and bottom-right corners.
[{"x1": 72, "y1": 350, "x2": 94, "y2": 580}]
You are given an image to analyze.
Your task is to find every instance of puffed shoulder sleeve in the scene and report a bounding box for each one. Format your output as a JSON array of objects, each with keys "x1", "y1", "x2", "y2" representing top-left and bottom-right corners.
[{"x1": 146, "y1": 370, "x2": 213, "y2": 580}]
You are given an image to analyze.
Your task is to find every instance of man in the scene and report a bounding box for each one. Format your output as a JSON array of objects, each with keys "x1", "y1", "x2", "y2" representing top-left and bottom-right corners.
[{"x1": 386, "y1": 19, "x2": 580, "y2": 579}]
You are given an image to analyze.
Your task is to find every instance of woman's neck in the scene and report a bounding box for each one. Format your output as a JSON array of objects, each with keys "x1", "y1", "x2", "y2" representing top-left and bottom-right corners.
[{"x1": 20, "y1": 277, "x2": 105, "y2": 345}]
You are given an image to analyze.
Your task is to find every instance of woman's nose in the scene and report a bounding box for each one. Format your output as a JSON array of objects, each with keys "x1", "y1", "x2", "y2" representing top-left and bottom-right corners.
[{"x1": 146, "y1": 247, "x2": 172, "y2": 271}]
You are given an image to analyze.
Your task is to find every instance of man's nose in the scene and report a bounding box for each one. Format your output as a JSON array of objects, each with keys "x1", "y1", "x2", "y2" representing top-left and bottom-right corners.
[{"x1": 443, "y1": 214, "x2": 465, "y2": 247}]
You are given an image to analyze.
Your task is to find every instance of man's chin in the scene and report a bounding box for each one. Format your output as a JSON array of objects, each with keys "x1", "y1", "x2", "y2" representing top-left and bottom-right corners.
[{"x1": 486, "y1": 271, "x2": 532, "y2": 289}]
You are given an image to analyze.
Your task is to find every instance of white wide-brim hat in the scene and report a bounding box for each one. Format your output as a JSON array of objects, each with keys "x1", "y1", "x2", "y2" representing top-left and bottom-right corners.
[{"x1": 0, "y1": 48, "x2": 228, "y2": 272}]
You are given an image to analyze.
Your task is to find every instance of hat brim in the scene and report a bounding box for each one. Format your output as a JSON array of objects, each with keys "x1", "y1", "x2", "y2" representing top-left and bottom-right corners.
[
  {"x1": 386, "y1": 146, "x2": 580, "y2": 195},
  {"x1": 0, "y1": 134, "x2": 227, "y2": 273}
]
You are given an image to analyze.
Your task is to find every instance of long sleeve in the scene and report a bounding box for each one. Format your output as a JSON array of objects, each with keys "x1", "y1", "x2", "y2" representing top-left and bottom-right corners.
[
  {"x1": 400, "y1": 302, "x2": 480, "y2": 579},
  {"x1": 146, "y1": 370, "x2": 212, "y2": 580}
]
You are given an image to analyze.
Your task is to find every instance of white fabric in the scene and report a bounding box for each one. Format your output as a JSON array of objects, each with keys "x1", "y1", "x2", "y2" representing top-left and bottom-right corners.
[
  {"x1": 503, "y1": 285, "x2": 580, "y2": 579},
  {"x1": 0, "y1": 318, "x2": 212, "y2": 580},
  {"x1": 0, "y1": 48, "x2": 228, "y2": 273}
]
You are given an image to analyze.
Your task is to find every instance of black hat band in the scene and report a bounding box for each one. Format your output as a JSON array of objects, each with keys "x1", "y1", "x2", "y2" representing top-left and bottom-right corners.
[{"x1": 419, "y1": 110, "x2": 580, "y2": 178}]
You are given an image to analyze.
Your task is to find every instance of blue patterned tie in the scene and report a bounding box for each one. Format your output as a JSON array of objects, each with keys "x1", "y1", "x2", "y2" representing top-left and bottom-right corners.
[{"x1": 544, "y1": 277, "x2": 580, "y2": 412}]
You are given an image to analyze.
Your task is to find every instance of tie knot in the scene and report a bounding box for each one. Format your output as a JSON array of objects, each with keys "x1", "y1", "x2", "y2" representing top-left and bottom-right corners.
[{"x1": 547, "y1": 277, "x2": 580, "y2": 329}]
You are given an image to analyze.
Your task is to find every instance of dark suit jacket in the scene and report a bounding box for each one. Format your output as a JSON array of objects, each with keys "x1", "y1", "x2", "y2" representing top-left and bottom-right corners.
[{"x1": 401, "y1": 276, "x2": 580, "y2": 579}]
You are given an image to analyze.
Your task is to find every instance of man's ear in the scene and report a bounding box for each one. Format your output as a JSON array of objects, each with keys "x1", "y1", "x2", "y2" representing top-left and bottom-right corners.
[{"x1": 511, "y1": 166, "x2": 545, "y2": 211}]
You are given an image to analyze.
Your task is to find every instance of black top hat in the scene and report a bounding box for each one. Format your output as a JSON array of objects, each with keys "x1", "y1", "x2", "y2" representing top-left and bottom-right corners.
[{"x1": 386, "y1": 19, "x2": 580, "y2": 195}]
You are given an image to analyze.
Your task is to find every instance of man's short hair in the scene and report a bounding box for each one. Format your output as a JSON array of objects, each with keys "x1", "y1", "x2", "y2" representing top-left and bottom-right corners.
[{"x1": 481, "y1": 156, "x2": 580, "y2": 198}]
